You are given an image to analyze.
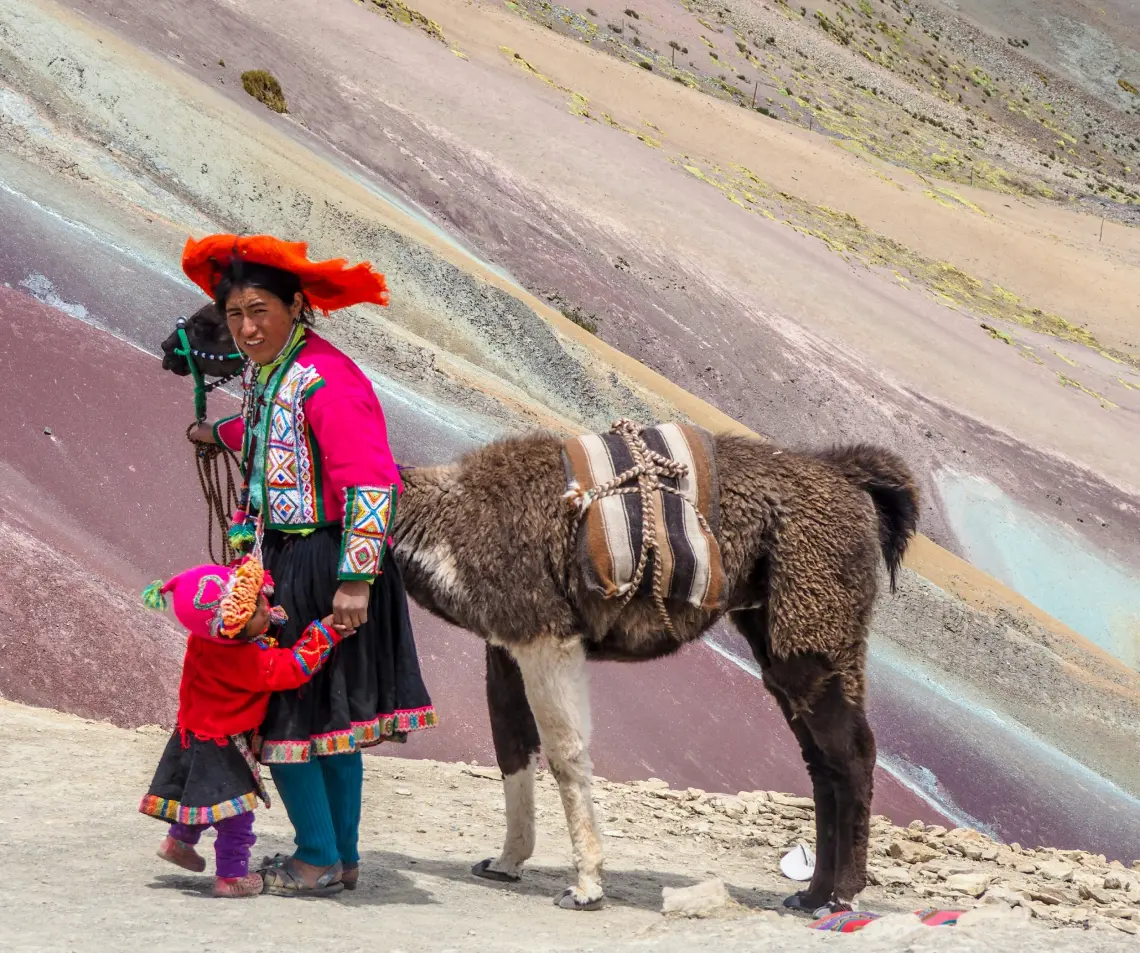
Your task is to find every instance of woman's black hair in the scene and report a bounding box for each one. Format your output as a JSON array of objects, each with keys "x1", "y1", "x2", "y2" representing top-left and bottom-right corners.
[{"x1": 212, "y1": 259, "x2": 316, "y2": 326}]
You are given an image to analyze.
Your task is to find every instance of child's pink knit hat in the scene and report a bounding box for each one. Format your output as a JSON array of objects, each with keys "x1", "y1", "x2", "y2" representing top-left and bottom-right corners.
[{"x1": 142, "y1": 558, "x2": 284, "y2": 638}]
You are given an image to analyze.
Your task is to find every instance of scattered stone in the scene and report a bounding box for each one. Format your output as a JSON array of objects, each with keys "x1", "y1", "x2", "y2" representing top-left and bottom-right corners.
[
  {"x1": 868, "y1": 866, "x2": 913, "y2": 887},
  {"x1": 462, "y1": 766, "x2": 502, "y2": 782},
  {"x1": 640, "y1": 778, "x2": 670, "y2": 791},
  {"x1": 983, "y1": 885, "x2": 1028, "y2": 907},
  {"x1": 1079, "y1": 882, "x2": 1114, "y2": 905},
  {"x1": 1026, "y1": 885, "x2": 1067, "y2": 905},
  {"x1": 1038, "y1": 861, "x2": 1076, "y2": 882},
  {"x1": 654, "y1": 789, "x2": 688, "y2": 801},
  {"x1": 1016, "y1": 861, "x2": 1038, "y2": 875},
  {"x1": 768, "y1": 792, "x2": 814, "y2": 810},
  {"x1": 889, "y1": 840, "x2": 940, "y2": 864},
  {"x1": 711, "y1": 796, "x2": 747, "y2": 817},
  {"x1": 958, "y1": 904, "x2": 1029, "y2": 926},
  {"x1": 1111, "y1": 919, "x2": 1140, "y2": 935},
  {"x1": 661, "y1": 879, "x2": 734, "y2": 918},
  {"x1": 946, "y1": 871, "x2": 992, "y2": 897},
  {"x1": 924, "y1": 861, "x2": 974, "y2": 879}
]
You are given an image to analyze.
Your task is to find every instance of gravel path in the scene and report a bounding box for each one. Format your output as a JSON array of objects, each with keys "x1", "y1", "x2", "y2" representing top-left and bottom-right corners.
[{"x1": 1, "y1": 698, "x2": 1137, "y2": 952}]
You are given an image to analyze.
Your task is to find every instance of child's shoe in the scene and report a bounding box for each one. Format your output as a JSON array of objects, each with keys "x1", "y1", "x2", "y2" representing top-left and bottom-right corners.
[
  {"x1": 157, "y1": 835, "x2": 206, "y2": 873},
  {"x1": 213, "y1": 872, "x2": 264, "y2": 898}
]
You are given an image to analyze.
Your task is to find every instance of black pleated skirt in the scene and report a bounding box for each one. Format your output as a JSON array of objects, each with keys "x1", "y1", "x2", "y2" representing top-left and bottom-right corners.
[
  {"x1": 258, "y1": 526, "x2": 437, "y2": 764},
  {"x1": 141, "y1": 731, "x2": 264, "y2": 825}
]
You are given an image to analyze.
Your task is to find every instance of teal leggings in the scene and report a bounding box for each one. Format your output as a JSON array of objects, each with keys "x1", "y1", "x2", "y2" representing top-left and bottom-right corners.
[{"x1": 269, "y1": 752, "x2": 363, "y2": 868}]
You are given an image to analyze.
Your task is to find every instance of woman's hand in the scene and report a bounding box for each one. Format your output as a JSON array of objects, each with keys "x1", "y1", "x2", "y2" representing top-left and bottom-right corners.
[
  {"x1": 187, "y1": 422, "x2": 217, "y2": 445},
  {"x1": 332, "y1": 580, "x2": 370, "y2": 635}
]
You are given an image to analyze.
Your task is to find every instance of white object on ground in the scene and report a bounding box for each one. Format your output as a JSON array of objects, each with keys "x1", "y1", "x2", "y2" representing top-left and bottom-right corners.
[{"x1": 780, "y1": 843, "x2": 816, "y2": 881}]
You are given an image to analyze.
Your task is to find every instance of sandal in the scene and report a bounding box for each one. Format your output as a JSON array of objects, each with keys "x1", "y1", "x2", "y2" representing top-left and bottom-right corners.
[
  {"x1": 261, "y1": 858, "x2": 344, "y2": 898},
  {"x1": 341, "y1": 863, "x2": 359, "y2": 891},
  {"x1": 258, "y1": 853, "x2": 290, "y2": 873}
]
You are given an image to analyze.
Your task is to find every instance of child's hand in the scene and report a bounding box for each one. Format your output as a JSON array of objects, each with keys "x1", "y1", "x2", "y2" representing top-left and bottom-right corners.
[{"x1": 321, "y1": 614, "x2": 355, "y2": 637}]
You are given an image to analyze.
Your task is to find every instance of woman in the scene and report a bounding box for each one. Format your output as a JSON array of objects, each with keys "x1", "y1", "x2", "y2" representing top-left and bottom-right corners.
[{"x1": 183, "y1": 234, "x2": 437, "y2": 897}]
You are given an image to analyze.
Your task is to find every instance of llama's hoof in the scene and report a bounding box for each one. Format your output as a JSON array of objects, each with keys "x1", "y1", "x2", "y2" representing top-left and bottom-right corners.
[
  {"x1": 555, "y1": 887, "x2": 605, "y2": 911},
  {"x1": 471, "y1": 859, "x2": 521, "y2": 883},
  {"x1": 782, "y1": 891, "x2": 829, "y2": 913}
]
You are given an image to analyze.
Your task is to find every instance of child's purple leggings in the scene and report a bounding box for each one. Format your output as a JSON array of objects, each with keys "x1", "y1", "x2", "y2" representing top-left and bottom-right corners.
[{"x1": 169, "y1": 812, "x2": 257, "y2": 879}]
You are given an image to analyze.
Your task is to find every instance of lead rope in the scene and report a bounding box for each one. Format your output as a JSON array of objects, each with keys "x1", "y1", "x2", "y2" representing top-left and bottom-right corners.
[
  {"x1": 187, "y1": 424, "x2": 240, "y2": 565},
  {"x1": 565, "y1": 418, "x2": 713, "y2": 636}
]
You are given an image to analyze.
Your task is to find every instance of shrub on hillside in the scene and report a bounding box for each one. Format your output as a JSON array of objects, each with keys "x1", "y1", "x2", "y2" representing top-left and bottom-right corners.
[{"x1": 241, "y1": 70, "x2": 288, "y2": 113}]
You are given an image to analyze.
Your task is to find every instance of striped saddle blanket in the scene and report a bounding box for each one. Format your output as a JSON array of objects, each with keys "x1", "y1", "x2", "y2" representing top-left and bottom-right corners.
[{"x1": 562, "y1": 422, "x2": 725, "y2": 612}]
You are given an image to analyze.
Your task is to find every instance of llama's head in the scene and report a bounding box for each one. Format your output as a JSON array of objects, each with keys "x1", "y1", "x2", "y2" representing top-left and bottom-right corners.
[{"x1": 160, "y1": 302, "x2": 244, "y2": 379}]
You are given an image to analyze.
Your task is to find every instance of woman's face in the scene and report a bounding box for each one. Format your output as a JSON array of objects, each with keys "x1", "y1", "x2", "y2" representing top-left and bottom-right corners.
[{"x1": 224, "y1": 285, "x2": 302, "y2": 365}]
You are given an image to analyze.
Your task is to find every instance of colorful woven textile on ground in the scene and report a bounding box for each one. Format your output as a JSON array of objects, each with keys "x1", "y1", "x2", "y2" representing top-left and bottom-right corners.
[
  {"x1": 914, "y1": 908, "x2": 964, "y2": 926},
  {"x1": 562, "y1": 422, "x2": 724, "y2": 612},
  {"x1": 810, "y1": 911, "x2": 882, "y2": 933},
  {"x1": 809, "y1": 909, "x2": 965, "y2": 933}
]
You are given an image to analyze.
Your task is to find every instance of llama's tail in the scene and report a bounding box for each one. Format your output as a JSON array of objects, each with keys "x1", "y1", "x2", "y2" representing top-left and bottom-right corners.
[{"x1": 816, "y1": 444, "x2": 919, "y2": 592}]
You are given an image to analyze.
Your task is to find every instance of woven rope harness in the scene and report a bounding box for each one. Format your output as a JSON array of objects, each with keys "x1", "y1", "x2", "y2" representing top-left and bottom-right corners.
[
  {"x1": 174, "y1": 319, "x2": 245, "y2": 565},
  {"x1": 565, "y1": 419, "x2": 713, "y2": 636}
]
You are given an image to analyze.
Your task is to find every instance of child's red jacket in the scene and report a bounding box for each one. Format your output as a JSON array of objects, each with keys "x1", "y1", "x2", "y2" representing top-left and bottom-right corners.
[{"x1": 177, "y1": 620, "x2": 343, "y2": 742}]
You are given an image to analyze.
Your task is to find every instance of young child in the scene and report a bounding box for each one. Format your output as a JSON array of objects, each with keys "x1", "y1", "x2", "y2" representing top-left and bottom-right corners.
[{"x1": 138, "y1": 555, "x2": 349, "y2": 897}]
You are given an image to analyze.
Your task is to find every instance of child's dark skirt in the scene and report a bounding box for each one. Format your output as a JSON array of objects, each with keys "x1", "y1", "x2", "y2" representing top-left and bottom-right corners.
[{"x1": 140, "y1": 731, "x2": 266, "y2": 824}]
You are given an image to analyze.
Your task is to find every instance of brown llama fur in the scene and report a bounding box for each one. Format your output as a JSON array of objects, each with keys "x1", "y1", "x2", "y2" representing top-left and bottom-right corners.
[
  {"x1": 393, "y1": 432, "x2": 918, "y2": 912},
  {"x1": 166, "y1": 312, "x2": 919, "y2": 914}
]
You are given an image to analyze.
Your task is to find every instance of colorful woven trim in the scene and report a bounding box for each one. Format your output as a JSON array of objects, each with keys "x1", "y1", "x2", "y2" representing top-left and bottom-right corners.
[
  {"x1": 258, "y1": 738, "x2": 312, "y2": 765},
  {"x1": 138, "y1": 791, "x2": 258, "y2": 826},
  {"x1": 338, "y1": 485, "x2": 394, "y2": 580},
  {"x1": 259, "y1": 707, "x2": 438, "y2": 764},
  {"x1": 292, "y1": 619, "x2": 336, "y2": 677}
]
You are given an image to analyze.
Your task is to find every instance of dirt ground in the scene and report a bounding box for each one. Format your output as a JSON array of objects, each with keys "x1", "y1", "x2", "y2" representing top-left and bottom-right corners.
[{"x1": 2, "y1": 697, "x2": 1139, "y2": 953}]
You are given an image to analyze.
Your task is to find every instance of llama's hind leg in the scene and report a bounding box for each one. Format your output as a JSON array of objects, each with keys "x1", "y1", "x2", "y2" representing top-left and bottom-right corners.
[
  {"x1": 769, "y1": 689, "x2": 841, "y2": 912},
  {"x1": 473, "y1": 644, "x2": 541, "y2": 883},
  {"x1": 802, "y1": 676, "x2": 875, "y2": 911},
  {"x1": 733, "y1": 610, "x2": 841, "y2": 912},
  {"x1": 511, "y1": 635, "x2": 604, "y2": 911},
  {"x1": 771, "y1": 660, "x2": 875, "y2": 914}
]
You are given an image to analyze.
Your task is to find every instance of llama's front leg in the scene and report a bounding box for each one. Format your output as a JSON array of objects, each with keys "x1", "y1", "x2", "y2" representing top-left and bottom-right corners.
[
  {"x1": 511, "y1": 636, "x2": 604, "y2": 911},
  {"x1": 473, "y1": 645, "x2": 541, "y2": 883}
]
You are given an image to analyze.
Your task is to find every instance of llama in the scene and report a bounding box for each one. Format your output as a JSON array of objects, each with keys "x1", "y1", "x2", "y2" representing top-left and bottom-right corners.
[{"x1": 162, "y1": 312, "x2": 919, "y2": 914}]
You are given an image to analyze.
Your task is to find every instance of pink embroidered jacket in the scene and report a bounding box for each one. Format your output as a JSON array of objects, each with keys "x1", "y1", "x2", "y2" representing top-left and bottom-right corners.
[{"x1": 212, "y1": 332, "x2": 402, "y2": 582}]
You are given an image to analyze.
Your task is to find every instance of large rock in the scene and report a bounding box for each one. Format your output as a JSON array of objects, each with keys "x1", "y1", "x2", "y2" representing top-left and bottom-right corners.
[
  {"x1": 890, "y1": 840, "x2": 941, "y2": 864},
  {"x1": 868, "y1": 866, "x2": 914, "y2": 887},
  {"x1": 1038, "y1": 861, "x2": 1077, "y2": 881},
  {"x1": 661, "y1": 879, "x2": 735, "y2": 918},
  {"x1": 946, "y1": 872, "x2": 993, "y2": 897}
]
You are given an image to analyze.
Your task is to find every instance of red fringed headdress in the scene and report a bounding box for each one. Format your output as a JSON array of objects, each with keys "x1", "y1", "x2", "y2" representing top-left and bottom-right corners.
[{"x1": 181, "y1": 234, "x2": 390, "y2": 315}]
